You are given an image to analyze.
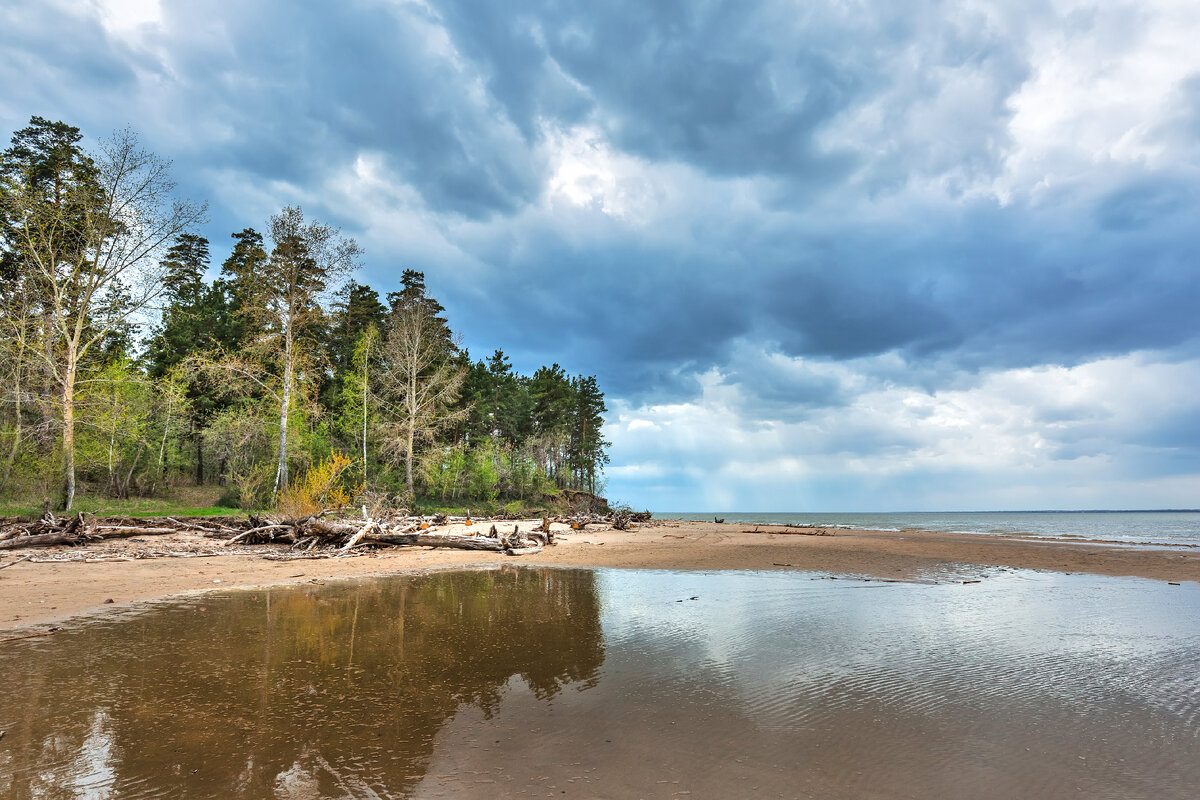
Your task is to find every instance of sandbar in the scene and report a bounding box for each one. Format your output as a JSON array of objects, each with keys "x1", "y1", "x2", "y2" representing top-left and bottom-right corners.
[{"x1": 3, "y1": 520, "x2": 1198, "y2": 631}]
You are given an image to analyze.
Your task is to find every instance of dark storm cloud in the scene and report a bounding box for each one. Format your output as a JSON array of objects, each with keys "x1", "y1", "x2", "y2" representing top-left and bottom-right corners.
[
  {"x1": 434, "y1": 168, "x2": 1200, "y2": 410},
  {"x1": 187, "y1": 0, "x2": 543, "y2": 218},
  {"x1": 2, "y1": 1, "x2": 545, "y2": 221},
  {"x1": 4, "y1": 0, "x2": 1199, "y2": 508},
  {"x1": 428, "y1": 0, "x2": 1033, "y2": 186}
]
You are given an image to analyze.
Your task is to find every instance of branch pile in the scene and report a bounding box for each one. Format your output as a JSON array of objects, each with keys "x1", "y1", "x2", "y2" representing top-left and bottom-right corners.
[
  {"x1": 0, "y1": 507, "x2": 647, "y2": 559},
  {"x1": 0, "y1": 513, "x2": 240, "y2": 550},
  {"x1": 227, "y1": 513, "x2": 553, "y2": 556}
]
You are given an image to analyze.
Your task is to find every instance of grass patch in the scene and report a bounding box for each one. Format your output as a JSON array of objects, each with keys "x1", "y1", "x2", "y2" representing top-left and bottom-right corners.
[{"x1": 0, "y1": 487, "x2": 245, "y2": 519}]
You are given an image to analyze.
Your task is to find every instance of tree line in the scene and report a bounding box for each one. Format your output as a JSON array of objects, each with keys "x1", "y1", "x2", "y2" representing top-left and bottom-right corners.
[{"x1": 0, "y1": 116, "x2": 609, "y2": 511}]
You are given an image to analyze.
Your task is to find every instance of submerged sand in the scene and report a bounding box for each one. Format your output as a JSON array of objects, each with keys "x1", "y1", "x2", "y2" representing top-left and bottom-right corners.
[{"x1": 2, "y1": 519, "x2": 1199, "y2": 631}]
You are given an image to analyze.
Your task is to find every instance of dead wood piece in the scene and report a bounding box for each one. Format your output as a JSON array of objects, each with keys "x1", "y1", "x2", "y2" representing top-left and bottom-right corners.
[
  {"x1": 340, "y1": 523, "x2": 378, "y2": 552},
  {"x1": 366, "y1": 532, "x2": 506, "y2": 551},
  {"x1": 741, "y1": 527, "x2": 830, "y2": 536},
  {"x1": 0, "y1": 531, "x2": 84, "y2": 551},
  {"x1": 0, "y1": 554, "x2": 33, "y2": 570},
  {"x1": 505, "y1": 544, "x2": 543, "y2": 556},
  {"x1": 1, "y1": 628, "x2": 61, "y2": 644},
  {"x1": 225, "y1": 524, "x2": 292, "y2": 546},
  {"x1": 93, "y1": 526, "x2": 182, "y2": 538}
]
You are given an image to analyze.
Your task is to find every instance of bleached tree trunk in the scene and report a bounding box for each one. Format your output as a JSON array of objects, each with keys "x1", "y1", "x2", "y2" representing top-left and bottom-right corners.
[
  {"x1": 154, "y1": 393, "x2": 174, "y2": 492},
  {"x1": 361, "y1": 333, "x2": 371, "y2": 484},
  {"x1": 1, "y1": 332, "x2": 26, "y2": 486},
  {"x1": 61, "y1": 362, "x2": 77, "y2": 510},
  {"x1": 406, "y1": 370, "x2": 417, "y2": 495},
  {"x1": 274, "y1": 324, "x2": 294, "y2": 494}
]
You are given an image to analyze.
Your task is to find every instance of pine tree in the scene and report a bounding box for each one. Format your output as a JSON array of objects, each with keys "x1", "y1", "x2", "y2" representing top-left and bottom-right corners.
[
  {"x1": 570, "y1": 375, "x2": 610, "y2": 493},
  {"x1": 217, "y1": 228, "x2": 269, "y2": 353}
]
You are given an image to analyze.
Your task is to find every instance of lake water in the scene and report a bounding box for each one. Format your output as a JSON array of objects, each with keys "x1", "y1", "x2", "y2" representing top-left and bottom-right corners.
[
  {"x1": 2, "y1": 567, "x2": 1198, "y2": 799},
  {"x1": 666, "y1": 510, "x2": 1200, "y2": 545}
]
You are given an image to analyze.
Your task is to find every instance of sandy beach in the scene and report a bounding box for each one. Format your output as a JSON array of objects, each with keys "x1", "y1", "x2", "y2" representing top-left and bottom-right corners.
[{"x1": 3, "y1": 519, "x2": 1199, "y2": 632}]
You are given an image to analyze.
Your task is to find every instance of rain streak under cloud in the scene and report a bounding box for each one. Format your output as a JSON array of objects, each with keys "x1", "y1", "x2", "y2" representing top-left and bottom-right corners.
[{"x1": 4, "y1": 0, "x2": 1199, "y2": 510}]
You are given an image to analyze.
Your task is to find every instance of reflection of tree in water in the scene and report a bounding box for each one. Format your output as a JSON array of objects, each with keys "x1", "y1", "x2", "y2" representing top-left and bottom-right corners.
[{"x1": 0, "y1": 567, "x2": 604, "y2": 798}]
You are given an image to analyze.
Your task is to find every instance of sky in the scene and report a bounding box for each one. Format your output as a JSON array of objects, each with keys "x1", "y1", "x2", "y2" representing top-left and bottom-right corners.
[{"x1": 3, "y1": 0, "x2": 1199, "y2": 511}]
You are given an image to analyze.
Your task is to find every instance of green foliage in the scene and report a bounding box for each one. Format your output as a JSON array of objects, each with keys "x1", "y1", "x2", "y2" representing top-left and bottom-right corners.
[
  {"x1": 234, "y1": 463, "x2": 275, "y2": 511},
  {"x1": 466, "y1": 438, "x2": 501, "y2": 504},
  {"x1": 0, "y1": 117, "x2": 611, "y2": 512},
  {"x1": 275, "y1": 451, "x2": 361, "y2": 518},
  {"x1": 423, "y1": 443, "x2": 469, "y2": 503}
]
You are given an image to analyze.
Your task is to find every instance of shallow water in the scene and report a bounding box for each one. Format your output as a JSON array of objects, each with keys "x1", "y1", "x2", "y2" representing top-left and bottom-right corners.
[
  {"x1": 1, "y1": 567, "x2": 1198, "y2": 799},
  {"x1": 668, "y1": 509, "x2": 1200, "y2": 544}
]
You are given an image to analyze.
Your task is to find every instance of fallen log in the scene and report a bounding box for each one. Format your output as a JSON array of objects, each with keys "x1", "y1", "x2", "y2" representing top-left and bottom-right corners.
[
  {"x1": 92, "y1": 525, "x2": 187, "y2": 538},
  {"x1": 0, "y1": 532, "x2": 85, "y2": 550},
  {"x1": 740, "y1": 527, "x2": 830, "y2": 536},
  {"x1": 365, "y1": 532, "x2": 506, "y2": 551}
]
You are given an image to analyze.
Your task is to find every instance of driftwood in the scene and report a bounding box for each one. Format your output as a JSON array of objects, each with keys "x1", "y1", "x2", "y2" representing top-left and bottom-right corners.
[
  {"x1": 741, "y1": 526, "x2": 831, "y2": 536},
  {"x1": 0, "y1": 532, "x2": 85, "y2": 550},
  {"x1": 222, "y1": 514, "x2": 547, "y2": 555},
  {"x1": 0, "y1": 505, "x2": 647, "y2": 558},
  {"x1": 367, "y1": 532, "x2": 505, "y2": 550},
  {"x1": 0, "y1": 516, "x2": 200, "y2": 550},
  {"x1": 0, "y1": 628, "x2": 61, "y2": 644}
]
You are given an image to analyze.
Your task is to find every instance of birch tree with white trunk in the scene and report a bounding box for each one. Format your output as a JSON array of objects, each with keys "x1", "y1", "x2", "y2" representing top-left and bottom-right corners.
[
  {"x1": 0, "y1": 119, "x2": 205, "y2": 509},
  {"x1": 261, "y1": 206, "x2": 359, "y2": 493}
]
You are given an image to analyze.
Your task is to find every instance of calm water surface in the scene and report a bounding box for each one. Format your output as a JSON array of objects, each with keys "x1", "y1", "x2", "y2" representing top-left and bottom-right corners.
[
  {"x1": 667, "y1": 510, "x2": 1200, "y2": 544},
  {"x1": 1, "y1": 567, "x2": 1198, "y2": 799}
]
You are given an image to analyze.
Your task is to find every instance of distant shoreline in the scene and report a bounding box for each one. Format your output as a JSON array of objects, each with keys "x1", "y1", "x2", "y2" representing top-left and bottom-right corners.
[
  {"x1": 4, "y1": 519, "x2": 1200, "y2": 634},
  {"x1": 661, "y1": 509, "x2": 1200, "y2": 513},
  {"x1": 662, "y1": 510, "x2": 1200, "y2": 545}
]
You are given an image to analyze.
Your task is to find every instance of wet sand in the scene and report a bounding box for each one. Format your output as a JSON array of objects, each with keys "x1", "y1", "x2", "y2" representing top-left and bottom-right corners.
[{"x1": 3, "y1": 520, "x2": 1199, "y2": 631}]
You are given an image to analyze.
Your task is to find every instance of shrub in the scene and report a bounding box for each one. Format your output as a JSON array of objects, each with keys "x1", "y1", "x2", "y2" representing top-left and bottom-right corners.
[
  {"x1": 275, "y1": 452, "x2": 361, "y2": 519},
  {"x1": 231, "y1": 463, "x2": 275, "y2": 511}
]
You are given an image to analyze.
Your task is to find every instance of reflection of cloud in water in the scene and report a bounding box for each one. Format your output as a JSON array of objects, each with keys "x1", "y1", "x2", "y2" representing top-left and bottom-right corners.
[
  {"x1": 412, "y1": 569, "x2": 1200, "y2": 799},
  {"x1": 597, "y1": 568, "x2": 1200, "y2": 729},
  {"x1": 272, "y1": 745, "x2": 381, "y2": 800},
  {"x1": 27, "y1": 710, "x2": 118, "y2": 800}
]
